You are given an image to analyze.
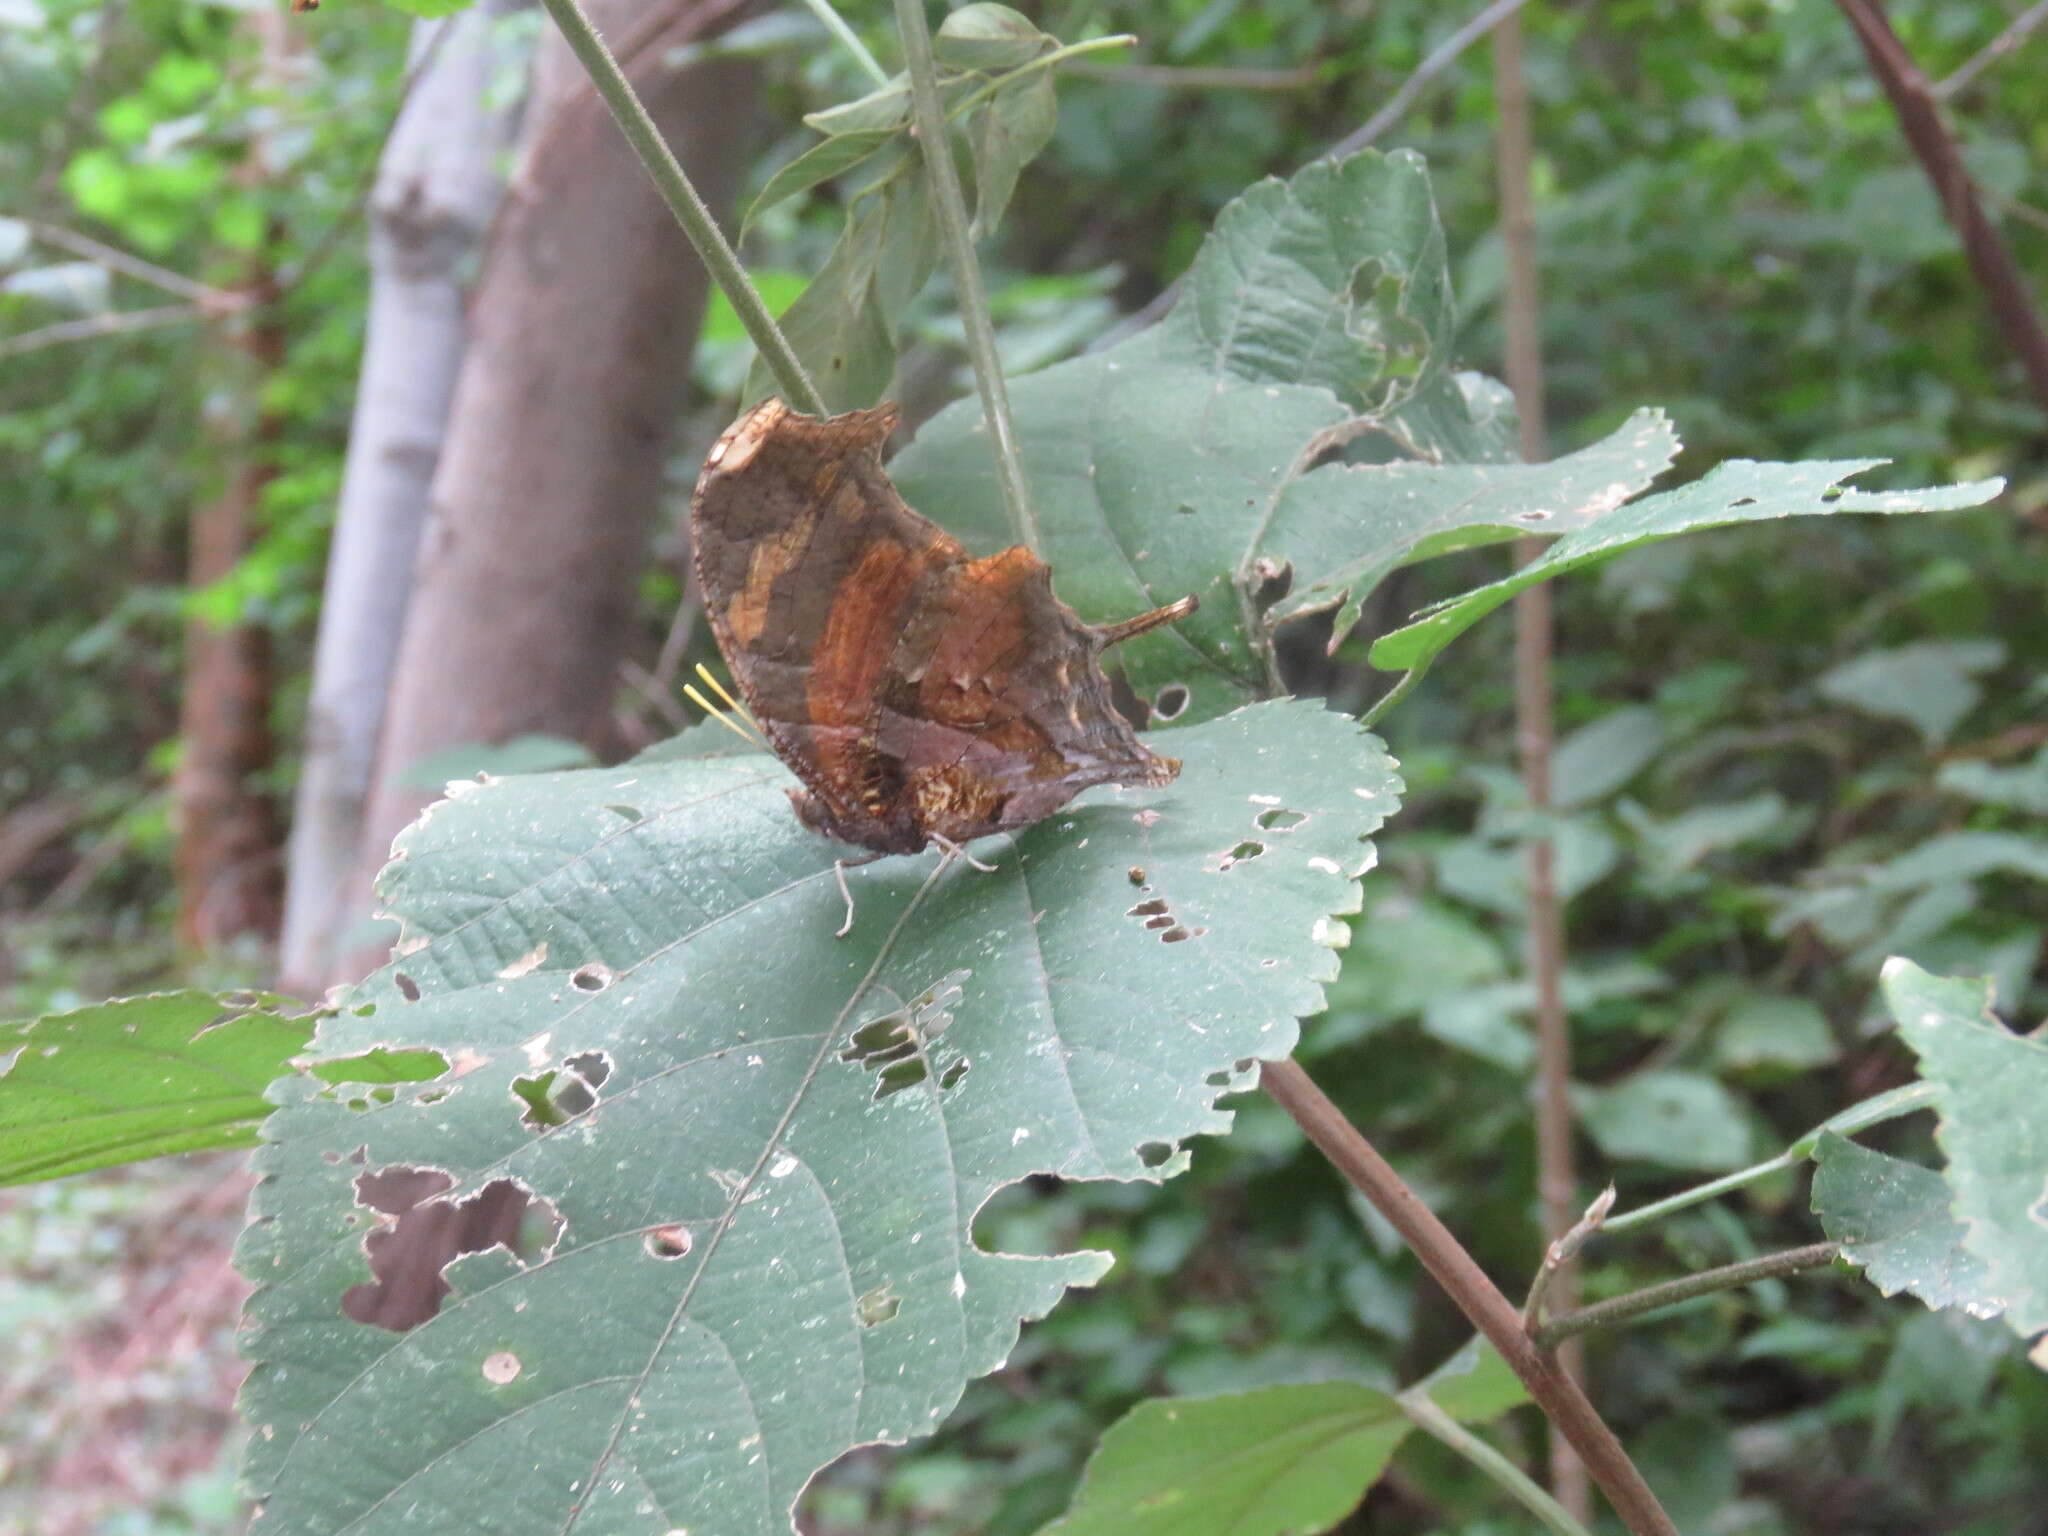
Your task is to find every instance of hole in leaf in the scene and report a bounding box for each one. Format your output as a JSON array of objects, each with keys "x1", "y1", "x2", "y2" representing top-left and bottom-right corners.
[
  {"x1": 605, "y1": 803, "x2": 644, "y2": 823},
  {"x1": 1514, "y1": 508, "x2": 1552, "y2": 522},
  {"x1": 840, "y1": 971, "x2": 968, "y2": 1102},
  {"x1": 570, "y1": 963, "x2": 612, "y2": 993},
  {"x1": 1144, "y1": 914, "x2": 1174, "y2": 930},
  {"x1": 394, "y1": 972, "x2": 420, "y2": 1002},
  {"x1": 341, "y1": 1171, "x2": 562, "y2": 1332},
  {"x1": 1127, "y1": 898, "x2": 1169, "y2": 917},
  {"x1": 645, "y1": 1224, "x2": 693, "y2": 1260},
  {"x1": 512, "y1": 1050, "x2": 610, "y2": 1128},
  {"x1": 1161, "y1": 925, "x2": 1202, "y2": 943},
  {"x1": 1219, "y1": 839, "x2": 1265, "y2": 869},
  {"x1": 855, "y1": 1285, "x2": 900, "y2": 1328},
  {"x1": 938, "y1": 1058, "x2": 971, "y2": 1091},
  {"x1": 1255, "y1": 807, "x2": 1307, "y2": 832},
  {"x1": 1136, "y1": 1141, "x2": 1174, "y2": 1168},
  {"x1": 1153, "y1": 684, "x2": 1190, "y2": 722}
]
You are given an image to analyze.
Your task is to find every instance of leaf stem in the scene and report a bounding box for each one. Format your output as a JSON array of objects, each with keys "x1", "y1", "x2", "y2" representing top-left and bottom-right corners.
[
  {"x1": 1599, "y1": 1081, "x2": 1936, "y2": 1236},
  {"x1": 536, "y1": 0, "x2": 826, "y2": 416},
  {"x1": 1398, "y1": 1391, "x2": 1594, "y2": 1536},
  {"x1": 1531, "y1": 1243, "x2": 1842, "y2": 1350},
  {"x1": 797, "y1": 0, "x2": 890, "y2": 86},
  {"x1": 1260, "y1": 1058, "x2": 1679, "y2": 1536},
  {"x1": 892, "y1": 0, "x2": 1040, "y2": 555}
]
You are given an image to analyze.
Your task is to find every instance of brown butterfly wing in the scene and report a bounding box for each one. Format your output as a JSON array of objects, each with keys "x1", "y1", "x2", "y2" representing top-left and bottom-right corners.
[{"x1": 692, "y1": 398, "x2": 1184, "y2": 854}]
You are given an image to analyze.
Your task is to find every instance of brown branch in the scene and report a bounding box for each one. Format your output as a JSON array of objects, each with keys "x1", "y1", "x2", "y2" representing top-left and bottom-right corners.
[
  {"x1": 0, "y1": 304, "x2": 203, "y2": 359},
  {"x1": 23, "y1": 221, "x2": 242, "y2": 308},
  {"x1": 1261, "y1": 1059, "x2": 1680, "y2": 1536},
  {"x1": 1488, "y1": 6, "x2": 1588, "y2": 1518},
  {"x1": 1532, "y1": 1244, "x2": 1842, "y2": 1350},
  {"x1": 1836, "y1": 0, "x2": 2048, "y2": 423}
]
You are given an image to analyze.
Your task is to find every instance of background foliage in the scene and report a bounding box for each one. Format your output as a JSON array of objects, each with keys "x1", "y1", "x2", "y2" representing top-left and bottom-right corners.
[{"x1": 4, "y1": 0, "x2": 2046, "y2": 1532}]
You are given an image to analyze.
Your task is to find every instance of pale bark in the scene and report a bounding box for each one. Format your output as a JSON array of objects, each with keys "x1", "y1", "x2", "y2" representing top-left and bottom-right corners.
[
  {"x1": 279, "y1": 10, "x2": 518, "y2": 993},
  {"x1": 331, "y1": 0, "x2": 756, "y2": 986}
]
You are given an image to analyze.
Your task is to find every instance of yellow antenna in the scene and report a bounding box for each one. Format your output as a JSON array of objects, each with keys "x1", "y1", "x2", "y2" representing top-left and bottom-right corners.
[
  {"x1": 693, "y1": 662, "x2": 760, "y2": 730},
  {"x1": 682, "y1": 666, "x2": 766, "y2": 749}
]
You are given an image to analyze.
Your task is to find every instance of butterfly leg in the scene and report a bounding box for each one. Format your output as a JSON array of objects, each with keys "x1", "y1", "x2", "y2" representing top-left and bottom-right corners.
[
  {"x1": 930, "y1": 835, "x2": 998, "y2": 874},
  {"x1": 830, "y1": 849, "x2": 887, "y2": 940}
]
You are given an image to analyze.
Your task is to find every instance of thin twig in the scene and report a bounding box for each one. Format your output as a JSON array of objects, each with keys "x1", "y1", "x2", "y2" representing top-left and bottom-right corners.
[
  {"x1": 796, "y1": 0, "x2": 888, "y2": 86},
  {"x1": 1600, "y1": 1081, "x2": 1937, "y2": 1236},
  {"x1": 1260, "y1": 1058, "x2": 1679, "y2": 1536},
  {"x1": 892, "y1": 0, "x2": 1039, "y2": 554},
  {"x1": 1398, "y1": 1391, "x2": 1593, "y2": 1536},
  {"x1": 1524, "y1": 1187, "x2": 1614, "y2": 1328},
  {"x1": 1934, "y1": 0, "x2": 2048, "y2": 100},
  {"x1": 0, "y1": 304, "x2": 202, "y2": 359},
  {"x1": 1836, "y1": 0, "x2": 2048, "y2": 420},
  {"x1": 1532, "y1": 1244, "x2": 1842, "y2": 1350},
  {"x1": 1488, "y1": 7, "x2": 1586, "y2": 1517},
  {"x1": 1066, "y1": 60, "x2": 1321, "y2": 90},
  {"x1": 1328, "y1": 0, "x2": 1532, "y2": 160},
  {"x1": 23, "y1": 221, "x2": 240, "y2": 308},
  {"x1": 536, "y1": 0, "x2": 825, "y2": 415}
]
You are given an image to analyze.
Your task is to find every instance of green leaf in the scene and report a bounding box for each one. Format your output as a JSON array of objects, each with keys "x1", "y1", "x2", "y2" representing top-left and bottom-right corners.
[
  {"x1": 1369, "y1": 460, "x2": 2004, "y2": 675},
  {"x1": 1884, "y1": 958, "x2": 2048, "y2": 1342},
  {"x1": 893, "y1": 149, "x2": 1483, "y2": 725},
  {"x1": 238, "y1": 701, "x2": 1402, "y2": 1536},
  {"x1": 1042, "y1": 1382, "x2": 1411, "y2": 1536},
  {"x1": 380, "y1": 0, "x2": 475, "y2": 20},
  {"x1": 967, "y1": 69, "x2": 1057, "y2": 238},
  {"x1": 0, "y1": 991, "x2": 311, "y2": 1186},
  {"x1": 1577, "y1": 1069, "x2": 1753, "y2": 1172},
  {"x1": 1818, "y1": 639, "x2": 2005, "y2": 747},
  {"x1": 1713, "y1": 993, "x2": 1838, "y2": 1074},
  {"x1": 397, "y1": 733, "x2": 598, "y2": 789},
  {"x1": 742, "y1": 128, "x2": 897, "y2": 237},
  {"x1": 1264, "y1": 409, "x2": 1680, "y2": 648},
  {"x1": 1811, "y1": 1131, "x2": 2001, "y2": 1318},
  {"x1": 743, "y1": 198, "x2": 896, "y2": 411},
  {"x1": 1551, "y1": 705, "x2": 1665, "y2": 807},
  {"x1": 934, "y1": 3, "x2": 1052, "y2": 71},
  {"x1": 1406, "y1": 1336, "x2": 1526, "y2": 1423},
  {"x1": 1938, "y1": 743, "x2": 2048, "y2": 814},
  {"x1": 805, "y1": 74, "x2": 912, "y2": 136}
]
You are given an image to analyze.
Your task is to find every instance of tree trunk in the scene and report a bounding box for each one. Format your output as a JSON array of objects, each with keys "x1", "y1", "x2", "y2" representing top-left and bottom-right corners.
[
  {"x1": 278, "y1": 8, "x2": 518, "y2": 995},
  {"x1": 332, "y1": 0, "x2": 757, "y2": 986},
  {"x1": 173, "y1": 11, "x2": 293, "y2": 952}
]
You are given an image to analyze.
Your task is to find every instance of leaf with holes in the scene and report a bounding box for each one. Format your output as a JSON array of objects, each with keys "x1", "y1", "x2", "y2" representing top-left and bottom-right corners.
[
  {"x1": 0, "y1": 991, "x2": 310, "y2": 1185},
  {"x1": 236, "y1": 700, "x2": 1400, "y2": 1536},
  {"x1": 1811, "y1": 1132, "x2": 2001, "y2": 1319},
  {"x1": 1368, "y1": 460, "x2": 2003, "y2": 677},
  {"x1": 1884, "y1": 958, "x2": 2048, "y2": 1344}
]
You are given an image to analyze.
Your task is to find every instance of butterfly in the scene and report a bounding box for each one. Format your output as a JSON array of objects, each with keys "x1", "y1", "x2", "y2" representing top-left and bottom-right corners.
[{"x1": 690, "y1": 398, "x2": 1196, "y2": 861}]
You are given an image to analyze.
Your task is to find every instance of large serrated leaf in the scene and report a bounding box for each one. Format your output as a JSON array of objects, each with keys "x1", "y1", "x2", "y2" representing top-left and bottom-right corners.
[
  {"x1": 1811, "y1": 1131, "x2": 2001, "y2": 1318},
  {"x1": 237, "y1": 701, "x2": 1401, "y2": 1536},
  {"x1": 0, "y1": 991, "x2": 310, "y2": 1185},
  {"x1": 1369, "y1": 460, "x2": 2004, "y2": 674},
  {"x1": 1884, "y1": 958, "x2": 2048, "y2": 1343},
  {"x1": 892, "y1": 150, "x2": 1480, "y2": 726}
]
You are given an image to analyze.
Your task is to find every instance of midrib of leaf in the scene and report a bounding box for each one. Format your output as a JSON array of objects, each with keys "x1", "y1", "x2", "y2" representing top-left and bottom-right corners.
[{"x1": 555, "y1": 851, "x2": 958, "y2": 1535}]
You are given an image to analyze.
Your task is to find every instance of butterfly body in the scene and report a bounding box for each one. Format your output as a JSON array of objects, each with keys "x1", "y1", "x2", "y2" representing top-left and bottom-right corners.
[{"x1": 691, "y1": 399, "x2": 1196, "y2": 855}]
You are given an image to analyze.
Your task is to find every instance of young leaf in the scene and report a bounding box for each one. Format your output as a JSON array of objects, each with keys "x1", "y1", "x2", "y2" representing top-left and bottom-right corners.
[
  {"x1": 742, "y1": 199, "x2": 894, "y2": 411},
  {"x1": 0, "y1": 991, "x2": 311, "y2": 1185},
  {"x1": 1811, "y1": 1131, "x2": 2001, "y2": 1318},
  {"x1": 967, "y1": 70, "x2": 1057, "y2": 237},
  {"x1": 804, "y1": 73, "x2": 912, "y2": 135},
  {"x1": 1042, "y1": 1382, "x2": 1413, "y2": 1536},
  {"x1": 1818, "y1": 639, "x2": 2006, "y2": 747},
  {"x1": 1884, "y1": 958, "x2": 2048, "y2": 1342},
  {"x1": 1369, "y1": 460, "x2": 2004, "y2": 675},
  {"x1": 742, "y1": 127, "x2": 897, "y2": 237},
  {"x1": 237, "y1": 701, "x2": 1402, "y2": 1536},
  {"x1": 934, "y1": 3, "x2": 1053, "y2": 71},
  {"x1": 1405, "y1": 1335, "x2": 1528, "y2": 1423}
]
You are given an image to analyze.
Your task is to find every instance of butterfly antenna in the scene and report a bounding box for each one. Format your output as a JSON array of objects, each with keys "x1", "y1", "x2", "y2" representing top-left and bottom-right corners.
[
  {"x1": 694, "y1": 663, "x2": 762, "y2": 731},
  {"x1": 682, "y1": 682, "x2": 766, "y2": 748},
  {"x1": 1094, "y1": 594, "x2": 1198, "y2": 649}
]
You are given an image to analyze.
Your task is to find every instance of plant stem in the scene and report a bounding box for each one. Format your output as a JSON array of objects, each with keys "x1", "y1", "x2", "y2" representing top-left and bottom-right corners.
[
  {"x1": 1489, "y1": 8, "x2": 1583, "y2": 1516},
  {"x1": 536, "y1": 0, "x2": 825, "y2": 416},
  {"x1": 797, "y1": 0, "x2": 889, "y2": 86},
  {"x1": 1399, "y1": 1392, "x2": 1594, "y2": 1536},
  {"x1": 892, "y1": 0, "x2": 1041, "y2": 555},
  {"x1": 1532, "y1": 1243, "x2": 1842, "y2": 1350},
  {"x1": 1600, "y1": 1082, "x2": 1936, "y2": 1236},
  {"x1": 1260, "y1": 1058, "x2": 1679, "y2": 1536}
]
